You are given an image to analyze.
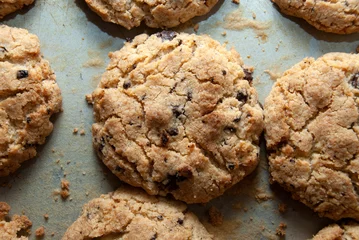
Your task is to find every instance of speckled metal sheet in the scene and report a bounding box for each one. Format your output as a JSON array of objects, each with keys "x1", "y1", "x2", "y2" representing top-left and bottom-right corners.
[{"x1": 1, "y1": 0, "x2": 358, "y2": 239}]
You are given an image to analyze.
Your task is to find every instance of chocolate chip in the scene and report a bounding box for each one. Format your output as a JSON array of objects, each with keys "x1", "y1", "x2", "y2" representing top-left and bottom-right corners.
[
  {"x1": 177, "y1": 219, "x2": 184, "y2": 225},
  {"x1": 150, "y1": 233, "x2": 158, "y2": 240},
  {"x1": 236, "y1": 91, "x2": 248, "y2": 102},
  {"x1": 157, "y1": 216, "x2": 163, "y2": 221},
  {"x1": 224, "y1": 126, "x2": 236, "y2": 133},
  {"x1": 227, "y1": 163, "x2": 235, "y2": 170},
  {"x1": 26, "y1": 116, "x2": 31, "y2": 123},
  {"x1": 161, "y1": 132, "x2": 169, "y2": 146},
  {"x1": 172, "y1": 105, "x2": 184, "y2": 118},
  {"x1": 233, "y1": 116, "x2": 241, "y2": 123},
  {"x1": 243, "y1": 68, "x2": 253, "y2": 82},
  {"x1": 115, "y1": 166, "x2": 122, "y2": 172},
  {"x1": 156, "y1": 31, "x2": 177, "y2": 41},
  {"x1": 0, "y1": 46, "x2": 7, "y2": 52},
  {"x1": 16, "y1": 70, "x2": 28, "y2": 79},
  {"x1": 47, "y1": 108, "x2": 51, "y2": 114},
  {"x1": 178, "y1": 39, "x2": 183, "y2": 46},
  {"x1": 349, "y1": 73, "x2": 359, "y2": 89},
  {"x1": 169, "y1": 83, "x2": 178, "y2": 93},
  {"x1": 167, "y1": 127, "x2": 178, "y2": 136},
  {"x1": 222, "y1": 70, "x2": 227, "y2": 75},
  {"x1": 99, "y1": 137, "x2": 105, "y2": 152},
  {"x1": 125, "y1": 37, "x2": 132, "y2": 42},
  {"x1": 123, "y1": 81, "x2": 131, "y2": 89},
  {"x1": 187, "y1": 91, "x2": 193, "y2": 101},
  {"x1": 289, "y1": 159, "x2": 295, "y2": 163}
]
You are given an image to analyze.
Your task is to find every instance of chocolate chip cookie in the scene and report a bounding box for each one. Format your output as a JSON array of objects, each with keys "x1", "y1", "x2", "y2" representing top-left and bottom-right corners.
[
  {"x1": 90, "y1": 31, "x2": 264, "y2": 203},
  {"x1": 313, "y1": 222, "x2": 359, "y2": 240},
  {"x1": 84, "y1": 0, "x2": 218, "y2": 30},
  {"x1": 0, "y1": 0, "x2": 34, "y2": 19},
  {"x1": 272, "y1": 0, "x2": 359, "y2": 34},
  {"x1": 0, "y1": 25, "x2": 62, "y2": 177},
  {"x1": 265, "y1": 53, "x2": 359, "y2": 220},
  {"x1": 0, "y1": 202, "x2": 32, "y2": 239},
  {"x1": 62, "y1": 186, "x2": 213, "y2": 240}
]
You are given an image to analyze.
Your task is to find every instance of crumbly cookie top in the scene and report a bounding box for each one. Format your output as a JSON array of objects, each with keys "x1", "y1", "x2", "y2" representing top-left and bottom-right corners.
[
  {"x1": 0, "y1": 202, "x2": 32, "y2": 240},
  {"x1": 265, "y1": 53, "x2": 359, "y2": 220},
  {"x1": 85, "y1": 0, "x2": 218, "y2": 29},
  {"x1": 91, "y1": 31, "x2": 263, "y2": 203},
  {"x1": 0, "y1": 25, "x2": 62, "y2": 176},
  {"x1": 62, "y1": 187, "x2": 213, "y2": 240},
  {"x1": 272, "y1": 0, "x2": 359, "y2": 34},
  {"x1": 0, "y1": 0, "x2": 34, "y2": 19},
  {"x1": 313, "y1": 222, "x2": 359, "y2": 240}
]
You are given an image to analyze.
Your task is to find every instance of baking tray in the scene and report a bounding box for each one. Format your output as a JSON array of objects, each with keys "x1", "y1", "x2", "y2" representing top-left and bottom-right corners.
[{"x1": 1, "y1": 0, "x2": 359, "y2": 239}]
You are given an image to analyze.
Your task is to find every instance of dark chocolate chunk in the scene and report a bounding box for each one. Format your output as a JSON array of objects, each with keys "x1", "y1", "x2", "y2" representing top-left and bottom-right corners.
[
  {"x1": 178, "y1": 39, "x2": 183, "y2": 46},
  {"x1": 233, "y1": 116, "x2": 241, "y2": 123},
  {"x1": 150, "y1": 233, "x2": 158, "y2": 240},
  {"x1": 187, "y1": 91, "x2": 192, "y2": 101},
  {"x1": 224, "y1": 126, "x2": 236, "y2": 133},
  {"x1": 349, "y1": 73, "x2": 359, "y2": 89},
  {"x1": 125, "y1": 37, "x2": 132, "y2": 42},
  {"x1": 222, "y1": 70, "x2": 227, "y2": 75},
  {"x1": 0, "y1": 46, "x2": 8, "y2": 52},
  {"x1": 236, "y1": 91, "x2": 248, "y2": 102},
  {"x1": 169, "y1": 83, "x2": 178, "y2": 93},
  {"x1": 115, "y1": 166, "x2": 122, "y2": 172},
  {"x1": 161, "y1": 132, "x2": 169, "y2": 146},
  {"x1": 172, "y1": 105, "x2": 184, "y2": 118},
  {"x1": 243, "y1": 68, "x2": 253, "y2": 82},
  {"x1": 177, "y1": 218, "x2": 184, "y2": 225},
  {"x1": 157, "y1": 215, "x2": 163, "y2": 221},
  {"x1": 123, "y1": 81, "x2": 131, "y2": 89},
  {"x1": 16, "y1": 70, "x2": 28, "y2": 79},
  {"x1": 156, "y1": 31, "x2": 177, "y2": 41},
  {"x1": 99, "y1": 137, "x2": 105, "y2": 152},
  {"x1": 167, "y1": 127, "x2": 179, "y2": 136},
  {"x1": 26, "y1": 116, "x2": 31, "y2": 123},
  {"x1": 289, "y1": 159, "x2": 295, "y2": 163},
  {"x1": 227, "y1": 163, "x2": 235, "y2": 170}
]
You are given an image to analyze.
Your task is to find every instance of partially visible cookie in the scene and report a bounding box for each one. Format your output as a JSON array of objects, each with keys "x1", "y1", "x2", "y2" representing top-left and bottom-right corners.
[
  {"x1": 84, "y1": 0, "x2": 218, "y2": 29},
  {"x1": 0, "y1": 25, "x2": 62, "y2": 177},
  {"x1": 0, "y1": 0, "x2": 34, "y2": 19},
  {"x1": 264, "y1": 53, "x2": 359, "y2": 220},
  {"x1": 90, "y1": 31, "x2": 264, "y2": 203},
  {"x1": 62, "y1": 186, "x2": 213, "y2": 240},
  {"x1": 312, "y1": 222, "x2": 359, "y2": 240},
  {"x1": 272, "y1": 0, "x2": 359, "y2": 34},
  {"x1": 0, "y1": 202, "x2": 32, "y2": 240}
]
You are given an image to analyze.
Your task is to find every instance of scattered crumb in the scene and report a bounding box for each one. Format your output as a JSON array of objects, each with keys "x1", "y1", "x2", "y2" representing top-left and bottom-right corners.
[
  {"x1": 356, "y1": 45, "x2": 359, "y2": 53},
  {"x1": 252, "y1": 12, "x2": 256, "y2": 19},
  {"x1": 51, "y1": 232, "x2": 55, "y2": 237},
  {"x1": 82, "y1": 171, "x2": 86, "y2": 175},
  {"x1": 243, "y1": 207, "x2": 248, "y2": 212},
  {"x1": 264, "y1": 70, "x2": 282, "y2": 81},
  {"x1": 276, "y1": 222, "x2": 287, "y2": 236},
  {"x1": 232, "y1": 0, "x2": 240, "y2": 4},
  {"x1": 85, "y1": 94, "x2": 93, "y2": 104},
  {"x1": 43, "y1": 214, "x2": 49, "y2": 220},
  {"x1": 51, "y1": 148, "x2": 55, "y2": 153},
  {"x1": 80, "y1": 130, "x2": 86, "y2": 135},
  {"x1": 66, "y1": 160, "x2": 71, "y2": 165},
  {"x1": 223, "y1": 9, "x2": 271, "y2": 43},
  {"x1": 221, "y1": 31, "x2": 227, "y2": 36},
  {"x1": 247, "y1": 55, "x2": 251, "y2": 59},
  {"x1": 208, "y1": 206, "x2": 223, "y2": 226},
  {"x1": 278, "y1": 203, "x2": 287, "y2": 213},
  {"x1": 82, "y1": 58, "x2": 104, "y2": 68},
  {"x1": 56, "y1": 159, "x2": 60, "y2": 164},
  {"x1": 86, "y1": 192, "x2": 89, "y2": 196},
  {"x1": 60, "y1": 179, "x2": 70, "y2": 200},
  {"x1": 193, "y1": 23, "x2": 199, "y2": 32},
  {"x1": 73, "y1": 128, "x2": 78, "y2": 134},
  {"x1": 35, "y1": 226, "x2": 45, "y2": 237}
]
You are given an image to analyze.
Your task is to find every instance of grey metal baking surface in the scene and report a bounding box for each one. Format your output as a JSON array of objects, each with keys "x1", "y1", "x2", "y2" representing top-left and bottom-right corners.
[{"x1": 1, "y1": 0, "x2": 359, "y2": 239}]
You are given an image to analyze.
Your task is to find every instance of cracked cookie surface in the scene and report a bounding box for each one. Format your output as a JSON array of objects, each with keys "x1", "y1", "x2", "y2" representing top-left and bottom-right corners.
[
  {"x1": 62, "y1": 186, "x2": 213, "y2": 240},
  {"x1": 0, "y1": 0, "x2": 34, "y2": 19},
  {"x1": 0, "y1": 25, "x2": 62, "y2": 177},
  {"x1": 272, "y1": 0, "x2": 359, "y2": 34},
  {"x1": 84, "y1": 0, "x2": 218, "y2": 30},
  {"x1": 0, "y1": 202, "x2": 32, "y2": 240},
  {"x1": 312, "y1": 222, "x2": 359, "y2": 240},
  {"x1": 265, "y1": 53, "x2": 359, "y2": 220},
  {"x1": 90, "y1": 31, "x2": 264, "y2": 203}
]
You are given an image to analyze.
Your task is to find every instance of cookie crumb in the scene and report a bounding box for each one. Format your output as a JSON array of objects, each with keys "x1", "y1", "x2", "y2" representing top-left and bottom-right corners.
[
  {"x1": 43, "y1": 214, "x2": 49, "y2": 220},
  {"x1": 356, "y1": 45, "x2": 359, "y2": 53},
  {"x1": 208, "y1": 206, "x2": 223, "y2": 226},
  {"x1": 232, "y1": 0, "x2": 240, "y2": 4},
  {"x1": 73, "y1": 128, "x2": 78, "y2": 134},
  {"x1": 221, "y1": 31, "x2": 227, "y2": 36},
  {"x1": 85, "y1": 94, "x2": 93, "y2": 104},
  {"x1": 35, "y1": 226, "x2": 45, "y2": 237},
  {"x1": 252, "y1": 12, "x2": 256, "y2": 19},
  {"x1": 278, "y1": 203, "x2": 287, "y2": 213},
  {"x1": 60, "y1": 179, "x2": 70, "y2": 199},
  {"x1": 193, "y1": 23, "x2": 199, "y2": 32},
  {"x1": 276, "y1": 222, "x2": 287, "y2": 236},
  {"x1": 80, "y1": 130, "x2": 86, "y2": 135},
  {"x1": 51, "y1": 232, "x2": 55, "y2": 237}
]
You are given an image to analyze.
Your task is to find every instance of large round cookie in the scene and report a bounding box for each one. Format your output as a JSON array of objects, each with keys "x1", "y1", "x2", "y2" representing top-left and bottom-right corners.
[
  {"x1": 264, "y1": 53, "x2": 359, "y2": 220},
  {"x1": 0, "y1": 0, "x2": 34, "y2": 19},
  {"x1": 90, "y1": 31, "x2": 264, "y2": 203},
  {"x1": 62, "y1": 187, "x2": 213, "y2": 240},
  {"x1": 0, "y1": 202, "x2": 32, "y2": 239},
  {"x1": 272, "y1": 0, "x2": 359, "y2": 34},
  {"x1": 0, "y1": 25, "x2": 62, "y2": 177},
  {"x1": 312, "y1": 222, "x2": 359, "y2": 240},
  {"x1": 84, "y1": 0, "x2": 218, "y2": 30}
]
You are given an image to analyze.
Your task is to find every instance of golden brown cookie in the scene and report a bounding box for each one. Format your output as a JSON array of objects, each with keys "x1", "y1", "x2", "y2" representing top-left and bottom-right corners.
[
  {"x1": 0, "y1": 0, "x2": 34, "y2": 19},
  {"x1": 312, "y1": 222, "x2": 359, "y2": 240},
  {"x1": 0, "y1": 202, "x2": 32, "y2": 240},
  {"x1": 62, "y1": 187, "x2": 213, "y2": 240},
  {"x1": 84, "y1": 0, "x2": 218, "y2": 30},
  {"x1": 90, "y1": 31, "x2": 264, "y2": 203},
  {"x1": 272, "y1": 0, "x2": 359, "y2": 34},
  {"x1": 0, "y1": 25, "x2": 62, "y2": 177},
  {"x1": 265, "y1": 53, "x2": 359, "y2": 220}
]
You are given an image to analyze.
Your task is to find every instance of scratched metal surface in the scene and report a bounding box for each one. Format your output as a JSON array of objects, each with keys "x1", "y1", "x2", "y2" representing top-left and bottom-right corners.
[{"x1": 0, "y1": 0, "x2": 359, "y2": 239}]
